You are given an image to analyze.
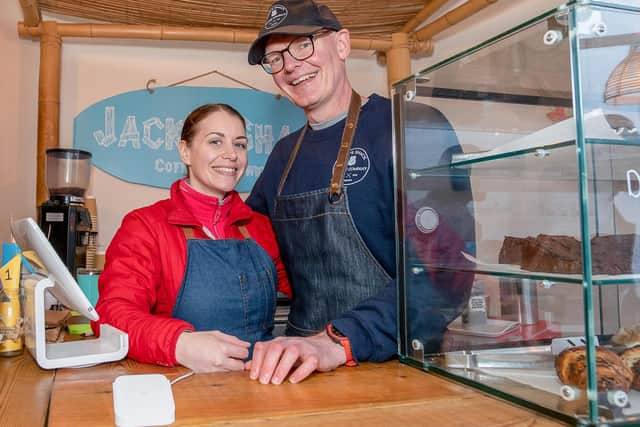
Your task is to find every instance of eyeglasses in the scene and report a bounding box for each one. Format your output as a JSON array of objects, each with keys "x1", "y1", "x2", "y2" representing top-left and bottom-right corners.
[{"x1": 260, "y1": 30, "x2": 333, "y2": 75}]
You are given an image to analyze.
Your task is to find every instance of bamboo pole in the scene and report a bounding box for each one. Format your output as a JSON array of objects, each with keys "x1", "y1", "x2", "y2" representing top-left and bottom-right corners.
[
  {"x1": 386, "y1": 32, "x2": 411, "y2": 92},
  {"x1": 36, "y1": 22, "x2": 61, "y2": 206},
  {"x1": 18, "y1": 22, "x2": 393, "y2": 52},
  {"x1": 18, "y1": 0, "x2": 41, "y2": 27},
  {"x1": 401, "y1": 0, "x2": 450, "y2": 34},
  {"x1": 413, "y1": 0, "x2": 498, "y2": 41}
]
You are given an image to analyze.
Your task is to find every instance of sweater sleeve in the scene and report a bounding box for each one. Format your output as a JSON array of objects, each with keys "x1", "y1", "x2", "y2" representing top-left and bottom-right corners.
[
  {"x1": 331, "y1": 280, "x2": 397, "y2": 363},
  {"x1": 331, "y1": 276, "x2": 459, "y2": 363},
  {"x1": 91, "y1": 211, "x2": 193, "y2": 366}
]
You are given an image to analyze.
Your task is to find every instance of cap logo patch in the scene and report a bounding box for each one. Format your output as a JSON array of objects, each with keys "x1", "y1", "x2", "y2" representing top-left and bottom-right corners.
[{"x1": 265, "y1": 4, "x2": 288, "y2": 30}]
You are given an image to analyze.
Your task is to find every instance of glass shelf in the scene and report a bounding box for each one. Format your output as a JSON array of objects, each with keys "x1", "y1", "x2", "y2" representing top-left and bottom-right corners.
[{"x1": 412, "y1": 261, "x2": 640, "y2": 286}]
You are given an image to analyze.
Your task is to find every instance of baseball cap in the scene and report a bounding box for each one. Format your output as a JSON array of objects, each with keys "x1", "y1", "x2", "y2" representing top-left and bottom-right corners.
[{"x1": 248, "y1": 0, "x2": 342, "y2": 65}]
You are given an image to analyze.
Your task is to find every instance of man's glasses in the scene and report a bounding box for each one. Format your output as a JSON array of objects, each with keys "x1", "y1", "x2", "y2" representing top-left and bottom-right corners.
[{"x1": 260, "y1": 30, "x2": 333, "y2": 75}]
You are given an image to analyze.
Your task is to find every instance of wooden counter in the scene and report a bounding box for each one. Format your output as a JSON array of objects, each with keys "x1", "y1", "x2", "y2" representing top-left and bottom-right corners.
[
  {"x1": 0, "y1": 349, "x2": 566, "y2": 426},
  {"x1": 0, "y1": 352, "x2": 54, "y2": 427},
  {"x1": 45, "y1": 358, "x2": 565, "y2": 426}
]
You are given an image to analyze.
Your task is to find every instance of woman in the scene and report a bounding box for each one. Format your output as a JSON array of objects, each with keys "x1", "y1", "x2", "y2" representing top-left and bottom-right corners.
[{"x1": 92, "y1": 104, "x2": 291, "y2": 373}]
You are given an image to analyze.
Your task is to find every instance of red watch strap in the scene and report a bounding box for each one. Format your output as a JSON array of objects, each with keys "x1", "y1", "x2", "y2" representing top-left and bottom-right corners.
[{"x1": 326, "y1": 324, "x2": 357, "y2": 367}]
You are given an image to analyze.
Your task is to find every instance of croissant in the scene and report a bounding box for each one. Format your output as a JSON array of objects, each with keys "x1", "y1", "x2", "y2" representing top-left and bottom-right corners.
[
  {"x1": 620, "y1": 346, "x2": 640, "y2": 391},
  {"x1": 555, "y1": 346, "x2": 633, "y2": 392}
]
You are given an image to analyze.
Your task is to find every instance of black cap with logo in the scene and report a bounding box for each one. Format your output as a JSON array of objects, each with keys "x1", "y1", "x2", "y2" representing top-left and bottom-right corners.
[{"x1": 248, "y1": 0, "x2": 342, "y2": 65}]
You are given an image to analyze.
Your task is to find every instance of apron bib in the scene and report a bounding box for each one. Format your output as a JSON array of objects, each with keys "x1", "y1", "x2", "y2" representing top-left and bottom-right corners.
[{"x1": 172, "y1": 226, "x2": 277, "y2": 345}]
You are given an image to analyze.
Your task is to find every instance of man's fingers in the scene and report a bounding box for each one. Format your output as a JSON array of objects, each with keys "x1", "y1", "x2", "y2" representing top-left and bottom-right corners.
[
  {"x1": 257, "y1": 342, "x2": 286, "y2": 384},
  {"x1": 270, "y1": 346, "x2": 301, "y2": 385},
  {"x1": 289, "y1": 354, "x2": 319, "y2": 384},
  {"x1": 249, "y1": 341, "x2": 267, "y2": 380}
]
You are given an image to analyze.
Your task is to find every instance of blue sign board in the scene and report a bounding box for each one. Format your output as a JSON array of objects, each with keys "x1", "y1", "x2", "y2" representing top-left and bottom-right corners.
[{"x1": 73, "y1": 86, "x2": 306, "y2": 192}]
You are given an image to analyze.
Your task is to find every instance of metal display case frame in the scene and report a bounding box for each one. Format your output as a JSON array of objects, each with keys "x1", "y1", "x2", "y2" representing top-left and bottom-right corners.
[{"x1": 393, "y1": 1, "x2": 640, "y2": 425}]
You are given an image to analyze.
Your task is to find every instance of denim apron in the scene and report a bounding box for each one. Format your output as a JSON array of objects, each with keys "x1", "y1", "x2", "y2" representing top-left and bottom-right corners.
[
  {"x1": 272, "y1": 91, "x2": 392, "y2": 336},
  {"x1": 172, "y1": 225, "x2": 277, "y2": 346}
]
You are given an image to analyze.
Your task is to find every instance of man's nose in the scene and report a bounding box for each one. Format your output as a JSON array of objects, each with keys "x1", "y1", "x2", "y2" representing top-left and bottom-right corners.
[{"x1": 282, "y1": 51, "x2": 302, "y2": 72}]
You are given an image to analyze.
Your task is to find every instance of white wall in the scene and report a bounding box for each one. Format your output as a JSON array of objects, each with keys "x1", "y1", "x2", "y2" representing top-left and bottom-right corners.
[
  {"x1": 1, "y1": 1, "x2": 40, "y2": 242},
  {"x1": 1, "y1": 0, "x2": 564, "y2": 250}
]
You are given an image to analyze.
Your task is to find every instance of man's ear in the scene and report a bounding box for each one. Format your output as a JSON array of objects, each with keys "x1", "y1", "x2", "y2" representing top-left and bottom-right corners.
[
  {"x1": 335, "y1": 29, "x2": 351, "y2": 60},
  {"x1": 178, "y1": 139, "x2": 191, "y2": 166}
]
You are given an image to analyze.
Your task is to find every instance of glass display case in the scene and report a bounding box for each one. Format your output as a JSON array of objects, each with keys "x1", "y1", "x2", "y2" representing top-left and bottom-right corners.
[{"x1": 393, "y1": 1, "x2": 640, "y2": 425}]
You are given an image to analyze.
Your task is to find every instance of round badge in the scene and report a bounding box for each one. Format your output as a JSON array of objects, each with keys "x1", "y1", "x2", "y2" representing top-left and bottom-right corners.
[
  {"x1": 415, "y1": 207, "x2": 439, "y2": 234},
  {"x1": 265, "y1": 5, "x2": 288, "y2": 29},
  {"x1": 343, "y1": 147, "x2": 370, "y2": 186}
]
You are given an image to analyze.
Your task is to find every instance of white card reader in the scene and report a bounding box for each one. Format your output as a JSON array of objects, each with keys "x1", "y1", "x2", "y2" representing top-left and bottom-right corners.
[{"x1": 112, "y1": 374, "x2": 175, "y2": 426}]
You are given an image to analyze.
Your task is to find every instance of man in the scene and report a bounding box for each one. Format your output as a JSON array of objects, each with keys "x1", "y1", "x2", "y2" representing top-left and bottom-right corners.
[{"x1": 245, "y1": 0, "x2": 473, "y2": 384}]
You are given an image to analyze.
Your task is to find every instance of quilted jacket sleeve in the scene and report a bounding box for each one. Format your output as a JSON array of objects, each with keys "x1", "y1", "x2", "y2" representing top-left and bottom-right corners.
[{"x1": 91, "y1": 211, "x2": 193, "y2": 366}]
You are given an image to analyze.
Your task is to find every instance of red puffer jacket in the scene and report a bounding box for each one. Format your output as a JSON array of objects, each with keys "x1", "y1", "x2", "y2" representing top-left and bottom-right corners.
[{"x1": 91, "y1": 179, "x2": 291, "y2": 366}]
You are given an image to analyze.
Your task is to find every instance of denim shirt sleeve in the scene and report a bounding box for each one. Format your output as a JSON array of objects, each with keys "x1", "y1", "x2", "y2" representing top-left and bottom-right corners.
[{"x1": 331, "y1": 280, "x2": 397, "y2": 363}]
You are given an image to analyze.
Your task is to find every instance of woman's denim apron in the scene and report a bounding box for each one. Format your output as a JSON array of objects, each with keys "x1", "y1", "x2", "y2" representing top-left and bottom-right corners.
[
  {"x1": 172, "y1": 226, "x2": 277, "y2": 346},
  {"x1": 272, "y1": 91, "x2": 392, "y2": 336}
]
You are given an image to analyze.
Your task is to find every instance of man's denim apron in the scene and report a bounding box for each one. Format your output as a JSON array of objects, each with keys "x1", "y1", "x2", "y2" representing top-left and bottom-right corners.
[
  {"x1": 172, "y1": 226, "x2": 277, "y2": 346},
  {"x1": 272, "y1": 91, "x2": 392, "y2": 336}
]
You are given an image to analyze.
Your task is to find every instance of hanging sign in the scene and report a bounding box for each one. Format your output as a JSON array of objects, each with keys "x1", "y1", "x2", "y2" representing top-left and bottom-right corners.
[{"x1": 73, "y1": 86, "x2": 306, "y2": 192}]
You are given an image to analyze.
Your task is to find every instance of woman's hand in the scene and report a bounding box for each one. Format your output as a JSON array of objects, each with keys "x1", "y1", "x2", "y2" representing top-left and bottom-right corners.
[{"x1": 175, "y1": 330, "x2": 250, "y2": 372}]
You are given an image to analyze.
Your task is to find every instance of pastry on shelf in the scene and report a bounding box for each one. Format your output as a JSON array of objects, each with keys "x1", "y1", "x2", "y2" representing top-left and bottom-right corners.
[
  {"x1": 498, "y1": 233, "x2": 639, "y2": 275},
  {"x1": 620, "y1": 346, "x2": 640, "y2": 391},
  {"x1": 611, "y1": 325, "x2": 640, "y2": 348},
  {"x1": 555, "y1": 346, "x2": 633, "y2": 392}
]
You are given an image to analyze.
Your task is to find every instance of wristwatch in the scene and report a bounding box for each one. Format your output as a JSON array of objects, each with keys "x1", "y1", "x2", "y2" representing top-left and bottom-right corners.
[{"x1": 326, "y1": 323, "x2": 358, "y2": 367}]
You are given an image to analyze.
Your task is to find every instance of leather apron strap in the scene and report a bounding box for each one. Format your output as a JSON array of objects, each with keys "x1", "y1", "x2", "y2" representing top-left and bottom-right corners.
[
  {"x1": 329, "y1": 90, "x2": 362, "y2": 203},
  {"x1": 276, "y1": 90, "x2": 362, "y2": 204},
  {"x1": 181, "y1": 225, "x2": 251, "y2": 240},
  {"x1": 276, "y1": 126, "x2": 307, "y2": 197},
  {"x1": 182, "y1": 226, "x2": 196, "y2": 240}
]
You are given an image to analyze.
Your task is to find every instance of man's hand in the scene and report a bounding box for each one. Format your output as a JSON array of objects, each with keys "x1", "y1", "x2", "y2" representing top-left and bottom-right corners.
[
  {"x1": 246, "y1": 332, "x2": 347, "y2": 384},
  {"x1": 175, "y1": 330, "x2": 250, "y2": 373}
]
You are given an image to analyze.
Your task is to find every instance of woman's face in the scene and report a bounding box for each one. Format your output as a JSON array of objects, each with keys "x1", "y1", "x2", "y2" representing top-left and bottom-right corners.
[{"x1": 179, "y1": 110, "x2": 248, "y2": 199}]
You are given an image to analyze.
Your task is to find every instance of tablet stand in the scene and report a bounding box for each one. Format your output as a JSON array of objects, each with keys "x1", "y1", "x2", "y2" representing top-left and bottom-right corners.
[{"x1": 23, "y1": 274, "x2": 128, "y2": 369}]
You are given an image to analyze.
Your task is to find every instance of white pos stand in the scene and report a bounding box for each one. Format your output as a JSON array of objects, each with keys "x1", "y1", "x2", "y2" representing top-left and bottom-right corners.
[{"x1": 23, "y1": 274, "x2": 128, "y2": 369}]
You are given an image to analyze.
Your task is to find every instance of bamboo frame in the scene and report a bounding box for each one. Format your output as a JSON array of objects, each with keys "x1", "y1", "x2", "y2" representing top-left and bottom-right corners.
[
  {"x1": 402, "y1": 0, "x2": 450, "y2": 34},
  {"x1": 18, "y1": 23, "x2": 395, "y2": 52},
  {"x1": 36, "y1": 22, "x2": 61, "y2": 206},
  {"x1": 19, "y1": 0, "x2": 41, "y2": 27},
  {"x1": 413, "y1": 0, "x2": 498, "y2": 41},
  {"x1": 387, "y1": 33, "x2": 412, "y2": 88}
]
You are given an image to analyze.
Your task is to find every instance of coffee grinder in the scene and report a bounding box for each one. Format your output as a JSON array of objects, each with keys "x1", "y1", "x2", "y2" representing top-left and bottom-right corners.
[{"x1": 39, "y1": 148, "x2": 93, "y2": 276}]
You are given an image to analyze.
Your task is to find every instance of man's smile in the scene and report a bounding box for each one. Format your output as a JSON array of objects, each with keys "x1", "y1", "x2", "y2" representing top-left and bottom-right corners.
[{"x1": 291, "y1": 72, "x2": 317, "y2": 85}]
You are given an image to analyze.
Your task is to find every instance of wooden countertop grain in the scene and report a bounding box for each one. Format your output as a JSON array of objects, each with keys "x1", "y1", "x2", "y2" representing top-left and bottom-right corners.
[{"x1": 46, "y1": 359, "x2": 565, "y2": 426}]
